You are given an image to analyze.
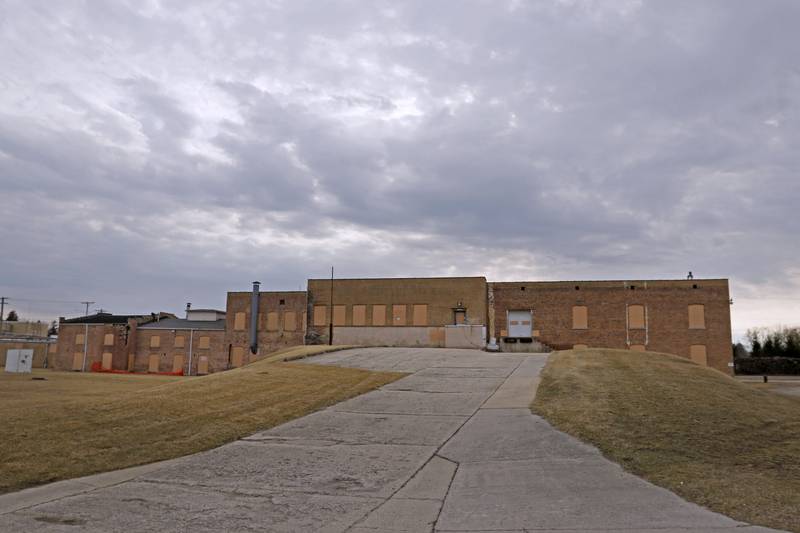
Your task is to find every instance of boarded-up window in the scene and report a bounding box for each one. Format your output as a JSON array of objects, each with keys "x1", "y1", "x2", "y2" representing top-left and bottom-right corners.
[
  {"x1": 174, "y1": 335, "x2": 185, "y2": 348},
  {"x1": 148, "y1": 354, "x2": 160, "y2": 373},
  {"x1": 573, "y1": 344, "x2": 588, "y2": 350},
  {"x1": 101, "y1": 352, "x2": 113, "y2": 370},
  {"x1": 234, "y1": 312, "x2": 246, "y2": 331},
  {"x1": 197, "y1": 356, "x2": 209, "y2": 375},
  {"x1": 690, "y1": 344, "x2": 708, "y2": 366},
  {"x1": 267, "y1": 311, "x2": 279, "y2": 331},
  {"x1": 198, "y1": 336, "x2": 210, "y2": 349},
  {"x1": 313, "y1": 305, "x2": 327, "y2": 326},
  {"x1": 372, "y1": 305, "x2": 386, "y2": 326},
  {"x1": 172, "y1": 354, "x2": 185, "y2": 373},
  {"x1": 628, "y1": 305, "x2": 645, "y2": 329},
  {"x1": 392, "y1": 304, "x2": 406, "y2": 326},
  {"x1": 688, "y1": 304, "x2": 705, "y2": 329},
  {"x1": 72, "y1": 352, "x2": 83, "y2": 370},
  {"x1": 352, "y1": 305, "x2": 366, "y2": 326},
  {"x1": 412, "y1": 304, "x2": 428, "y2": 326},
  {"x1": 455, "y1": 310, "x2": 466, "y2": 324},
  {"x1": 630, "y1": 344, "x2": 646, "y2": 352},
  {"x1": 231, "y1": 346, "x2": 244, "y2": 367},
  {"x1": 333, "y1": 305, "x2": 346, "y2": 326},
  {"x1": 572, "y1": 306, "x2": 588, "y2": 329},
  {"x1": 150, "y1": 336, "x2": 161, "y2": 348},
  {"x1": 75, "y1": 334, "x2": 84, "y2": 345},
  {"x1": 104, "y1": 333, "x2": 114, "y2": 346},
  {"x1": 284, "y1": 311, "x2": 297, "y2": 331}
]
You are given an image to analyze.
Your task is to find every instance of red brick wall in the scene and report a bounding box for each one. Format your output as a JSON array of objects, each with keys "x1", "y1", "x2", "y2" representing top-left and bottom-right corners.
[
  {"x1": 53, "y1": 323, "x2": 130, "y2": 371},
  {"x1": 491, "y1": 279, "x2": 733, "y2": 374},
  {"x1": 132, "y1": 328, "x2": 226, "y2": 374},
  {"x1": 224, "y1": 291, "x2": 307, "y2": 364}
]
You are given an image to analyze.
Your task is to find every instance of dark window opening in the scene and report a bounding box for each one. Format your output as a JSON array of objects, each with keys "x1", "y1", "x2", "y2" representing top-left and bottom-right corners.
[
  {"x1": 630, "y1": 286, "x2": 636, "y2": 290},
  {"x1": 520, "y1": 286, "x2": 526, "y2": 291},
  {"x1": 279, "y1": 299, "x2": 285, "y2": 305},
  {"x1": 575, "y1": 285, "x2": 580, "y2": 290},
  {"x1": 692, "y1": 284, "x2": 698, "y2": 289}
]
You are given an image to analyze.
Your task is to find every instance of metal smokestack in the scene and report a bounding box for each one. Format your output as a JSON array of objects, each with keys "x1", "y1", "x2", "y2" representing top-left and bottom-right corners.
[{"x1": 250, "y1": 281, "x2": 260, "y2": 354}]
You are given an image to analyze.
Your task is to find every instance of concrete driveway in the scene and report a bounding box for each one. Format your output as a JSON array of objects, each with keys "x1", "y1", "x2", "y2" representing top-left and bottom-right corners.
[{"x1": 0, "y1": 347, "x2": 783, "y2": 532}]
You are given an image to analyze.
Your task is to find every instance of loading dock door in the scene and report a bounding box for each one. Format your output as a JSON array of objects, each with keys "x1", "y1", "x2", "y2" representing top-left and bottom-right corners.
[{"x1": 508, "y1": 310, "x2": 533, "y2": 338}]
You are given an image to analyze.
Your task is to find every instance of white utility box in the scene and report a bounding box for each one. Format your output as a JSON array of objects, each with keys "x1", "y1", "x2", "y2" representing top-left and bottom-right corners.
[{"x1": 5, "y1": 349, "x2": 33, "y2": 373}]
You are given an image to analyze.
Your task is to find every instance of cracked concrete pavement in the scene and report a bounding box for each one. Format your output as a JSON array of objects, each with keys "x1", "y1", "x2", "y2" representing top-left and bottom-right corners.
[{"x1": 0, "y1": 347, "x2": 785, "y2": 532}]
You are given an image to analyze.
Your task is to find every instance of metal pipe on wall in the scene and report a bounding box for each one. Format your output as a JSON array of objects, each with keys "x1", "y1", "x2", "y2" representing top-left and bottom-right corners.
[{"x1": 250, "y1": 281, "x2": 260, "y2": 354}]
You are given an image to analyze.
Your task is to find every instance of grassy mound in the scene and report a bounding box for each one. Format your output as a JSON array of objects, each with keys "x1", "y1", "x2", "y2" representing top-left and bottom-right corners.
[
  {"x1": 533, "y1": 348, "x2": 800, "y2": 533},
  {"x1": 0, "y1": 348, "x2": 402, "y2": 494}
]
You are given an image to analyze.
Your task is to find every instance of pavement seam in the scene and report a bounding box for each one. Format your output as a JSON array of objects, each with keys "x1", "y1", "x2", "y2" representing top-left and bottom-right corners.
[{"x1": 343, "y1": 358, "x2": 520, "y2": 533}]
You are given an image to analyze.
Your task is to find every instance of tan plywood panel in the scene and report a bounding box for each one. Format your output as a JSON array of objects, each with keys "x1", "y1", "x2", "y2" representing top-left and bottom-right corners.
[
  {"x1": 232, "y1": 346, "x2": 244, "y2": 367},
  {"x1": 198, "y1": 336, "x2": 210, "y2": 349},
  {"x1": 573, "y1": 344, "x2": 588, "y2": 350},
  {"x1": 630, "y1": 344, "x2": 646, "y2": 352},
  {"x1": 103, "y1": 333, "x2": 114, "y2": 346},
  {"x1": 500, "y1": 329, "x2": 507, "y2": 337},
  {"x1": 172, "y1": 354, "x2": 185, "y2": 373},
  {"x1": 352, "y1": 305, "x2": 366, "y2": 326},
  {"x1": 313, "y1": 305, "x2": 327, "y2": 326},
  {"x1": 628, "y1": 305, "x2": 645, "y2": 329},
  {"x1": 372, "y1": 305, "x2": 386, "y2": 326},
  {"x1": 148, "y1": 354, "x2": 160, "y2": 373},
  {"x1": 688, "y1": 304, "x2": 705, "y2": 329},
  {"x1": 101, "y1": 352, "x2": 113, "y2": 370},
  {"x1": 75, "y1": 334, "x2": 84, "y2": 345},
  {"x1": 48, "y1": 343, "x2": 57, "y2": 353},
  {"x1": 392, "y1": 304, "x2": 407, "y2": 326},
  {"x1": 455, "y1": 311, "x2": 466, "y2": 325},
  {"x1": 150, "y1": 336, "x2": 161, "y2": 348},
  {"x1": 532, "y1": 329, "x2": 540, "y2": 338},
  {"x1": 412, "y1": 304, "x2": 428, "y2": 326},
  {"x1": 284, "y1": 311, "x2": 297, "y2": 331},
  {"x1": 267, "y1": 311, "x2": 279, "y2": 331},
  {"x1": 72, "y1": 352, "x2": 82, "y2": 370},
  {"x1": 197, "y1": 356, "x2": 209, "y2": 375},
  {"x1": 174, "y1": 335, "x2": 185, "y2": 348},
  {"x1": 234, "y1": 312, "x2": 246, "y2": 331},
  {"x1": 572, "y1": 306, "x2": 588, "y2": 329},
  {"x1": 333, "y1": 305, "x2": 346, "y2": 326},
  {"x1": 690, "y1": 344, "x2": 708, "y2": 366}
]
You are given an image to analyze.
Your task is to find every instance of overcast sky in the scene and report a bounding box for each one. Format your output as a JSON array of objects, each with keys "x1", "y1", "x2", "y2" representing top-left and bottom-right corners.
[{"x1": 1, "y1": 0, "x2": 798, "y2": 339}]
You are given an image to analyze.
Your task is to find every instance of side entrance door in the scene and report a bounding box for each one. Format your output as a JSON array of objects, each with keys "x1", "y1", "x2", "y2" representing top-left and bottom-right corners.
[{"x1": 508, "y1": 310, "x2": 533, "y2": 338}]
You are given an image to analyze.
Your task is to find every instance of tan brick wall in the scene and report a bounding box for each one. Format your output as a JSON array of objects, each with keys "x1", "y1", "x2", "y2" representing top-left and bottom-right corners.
[
  {"x1": 224, "y1": 291, "x2": 307, "y2": 364},
  {"x1": 306, "y1": 277, "x2": 487, "y2": 344},
  {"x1": 54, "y1": 323, "x2": 130, "y2": 371},
  {"x1": 491, "y1": 279, "x2": 733, "y2": 374},
  {"x1": 132, "y1": 328, "x2": 225, "y2": 374}
]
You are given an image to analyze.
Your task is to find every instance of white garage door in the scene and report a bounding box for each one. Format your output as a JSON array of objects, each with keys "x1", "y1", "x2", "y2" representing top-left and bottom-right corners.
[{"x1": 508, "y1": 310, "x2": 533, "y2": 338}]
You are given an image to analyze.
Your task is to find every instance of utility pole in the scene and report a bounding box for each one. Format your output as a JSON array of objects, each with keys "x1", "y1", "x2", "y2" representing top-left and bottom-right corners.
[
  {"x1": 80, "y1": 301, "x2": 94, "y2": 372},
  {"x1": 328, "y1": 266, "x2": 334, "y2": 345},
  {"x1": 0, "y1": 296, "x2": 6, "y2": 335}
]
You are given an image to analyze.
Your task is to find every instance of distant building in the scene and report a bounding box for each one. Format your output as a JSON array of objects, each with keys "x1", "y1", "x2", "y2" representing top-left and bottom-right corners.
[{"x1": 52, "y1": 275, "x2": 734, "y2": 376}]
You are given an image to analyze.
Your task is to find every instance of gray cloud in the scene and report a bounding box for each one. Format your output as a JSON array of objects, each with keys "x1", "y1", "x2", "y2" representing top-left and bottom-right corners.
[{"x1": 1, "y1": 0, "x2": 799, "y2": 337}]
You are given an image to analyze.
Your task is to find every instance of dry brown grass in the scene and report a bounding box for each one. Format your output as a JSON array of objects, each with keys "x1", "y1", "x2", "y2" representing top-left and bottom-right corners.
[
  {"x1": 0, "y1": 353, "x2": 403, "y2": 494},
  {"x1": 533, "y1": 348, "x2": 800, "y2": 533},
  {"x1": 258, "y1": 344, "x2": 359, "y2": 363}
]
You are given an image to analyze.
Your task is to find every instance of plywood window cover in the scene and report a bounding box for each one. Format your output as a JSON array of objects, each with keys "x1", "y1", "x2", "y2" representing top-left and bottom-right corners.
[
  {"x1": 333, "y1": 305, "x2": 346, "y2": 326},
  {"x1": 688, "y1": 304, "x2": 706, "y2": 329},
  {"x1": 372, "y1": 305, "x2": 386, "y2": 326},
  {"x1": 392, "y1": 304, "x2": 406, "y2": 326},
  {"x1": 352, "y1": 305, "x2": 366, "y2": 326},
  {"x1": 198, "y1": 336, "x2": 210, "y2": 349},
  {"x1": 284, "y1": 311, "x2": 297, "y2": 331},
  {"x1": 75, "y1": 334, "x2": 85, "y2": 345},
  {"x1": 572, "y1": 306, "x2": 588, "y2": 330},
  {"x1": 234, "y1": 312, "x2": 246, "y2": 331},
  {"x1": 104, "y1": 334, "x2": 114, "y2": 346},
  {"x1": 628, "y1": 305, "x2": 645, "y2": 329},
  {"x1": 412, "y1": 304, "x2": 428, "y2": 326},
  {"x1": 690, "y1": 344, "x2": 708, "y2": 366},
  {"x1": 267, "y1": 311, "x2": 279, "y2": 331},
  {"x1": 313, "y1": 305, "x2": 327, "y2": 326},
  {"x1": 174, "y1": 335, "x2": 185, "y2": 348},
  {"x1": 150, "y1": 336, "x2": 161, "y2": 348}
]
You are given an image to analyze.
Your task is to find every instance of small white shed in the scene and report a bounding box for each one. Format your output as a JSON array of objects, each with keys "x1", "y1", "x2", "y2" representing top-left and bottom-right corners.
[{"x1": 5, "y1": 349, "x2": 33, "y2": 373}]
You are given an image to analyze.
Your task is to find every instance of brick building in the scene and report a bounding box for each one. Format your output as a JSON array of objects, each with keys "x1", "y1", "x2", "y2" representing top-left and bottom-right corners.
[{"x1": 52, "y1": 275, "x2": 733, "y2": 376}]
